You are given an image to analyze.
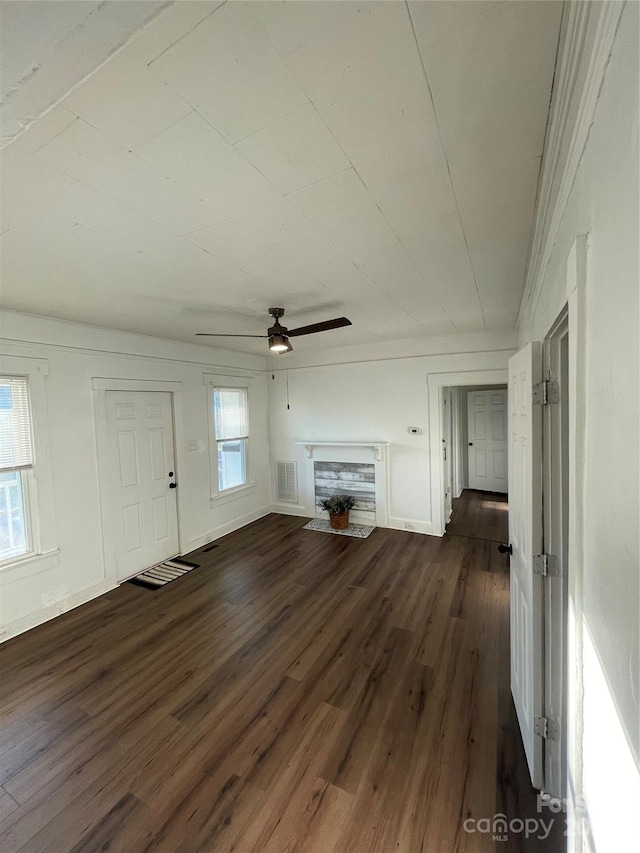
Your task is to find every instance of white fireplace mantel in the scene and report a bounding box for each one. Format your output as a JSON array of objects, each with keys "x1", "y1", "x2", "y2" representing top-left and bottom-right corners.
[{"x1": 296, "y1": 440, "x2": 390, "y2": 461}]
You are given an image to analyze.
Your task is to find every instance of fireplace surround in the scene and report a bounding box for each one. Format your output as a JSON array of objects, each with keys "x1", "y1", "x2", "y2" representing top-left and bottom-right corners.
[{"x1": 296, "y1": 441, "x2": 390, "y2": 527}]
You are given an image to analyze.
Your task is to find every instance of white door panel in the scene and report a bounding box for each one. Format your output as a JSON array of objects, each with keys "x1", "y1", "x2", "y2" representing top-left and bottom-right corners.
[
  {"x1": 494, "y1": 450, "x2": 506, "y2": 480},
  {"x1": 122, "y1": 503, "x2": 143, "y2": 553},
  {"x1": 508, "y1": 342, "x2": 544, "y2": 790},
  {"x1": 467, "y1": 389, "x2": 508, "y2": 492},
  {"x1": 106, "y1": 391, "x2": 178, "y2": 580},
  {"x1": 149, "y1": 428, "x2": 168, "y2": 481},
  {"x1": 117, "y1": 431, "x2": 138, "y2": 488}
]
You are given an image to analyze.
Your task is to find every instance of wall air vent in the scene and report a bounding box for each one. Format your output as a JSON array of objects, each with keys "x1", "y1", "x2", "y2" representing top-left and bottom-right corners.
[{"x1": 276, "y1": 461, "x2": 298, "y2": 503}]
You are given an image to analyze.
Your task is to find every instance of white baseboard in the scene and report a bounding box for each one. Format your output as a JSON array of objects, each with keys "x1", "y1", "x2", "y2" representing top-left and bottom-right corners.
[
  {"x1": 268, "y1": 503, "x2": 309, "y2": 518},
  {"x1": 271, "y1": 505, "x2": 438, "y2": 537},
  {"x1": 270, "y1": 506, "x2": 377, "y2": 526},
  {"x1": 186, "y1": 506, "x2": 272, "y2": 551},
  {"x1": 0, "y1": 579, "x2": 115, "y2": 643},
  {"x1": 388, "y1": 516, "x2": 440, "y2": 537}
]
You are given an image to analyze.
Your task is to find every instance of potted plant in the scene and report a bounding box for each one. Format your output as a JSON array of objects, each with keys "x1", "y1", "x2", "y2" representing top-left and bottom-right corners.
[{"x1": 319, "y1": 494, "x2": 356, "y2": 530}]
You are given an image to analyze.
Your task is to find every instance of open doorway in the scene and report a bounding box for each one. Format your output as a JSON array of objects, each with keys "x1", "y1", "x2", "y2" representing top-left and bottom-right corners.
[
  {"x1": 462, "y1": 385, "x2": 508, "y2": 493},
  {"x1": 440, "y1": 382, "x2": 508, "y2": 537},
  {"x1": 427, "y1": 368, "x2": 508, "y2": 537}
]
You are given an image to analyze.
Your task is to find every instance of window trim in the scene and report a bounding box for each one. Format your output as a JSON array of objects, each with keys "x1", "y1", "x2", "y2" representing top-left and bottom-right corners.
[
  {"x1": 0, "y1": 356, "x2": 58, "y2": 575},
  {"x1": 203, "y1": 373, "x2": 255, "y2": 505}
]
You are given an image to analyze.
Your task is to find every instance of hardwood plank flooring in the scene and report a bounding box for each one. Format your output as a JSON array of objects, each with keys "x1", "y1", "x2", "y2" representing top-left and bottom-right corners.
[
  {"x1": 445, "y1": 489, "x2": 509, "y2": 543},
  {"x1": 0, "y1": 493, "x2": 564, "y2": 851}
]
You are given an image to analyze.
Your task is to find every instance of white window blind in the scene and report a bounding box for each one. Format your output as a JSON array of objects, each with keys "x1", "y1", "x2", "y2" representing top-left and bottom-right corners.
[
  {"x1": 0, "y1": 377, "x2": 34, "y2": 471},
  {"x1": 214, "y1": 388, "x2": 248, "y2": 440}
]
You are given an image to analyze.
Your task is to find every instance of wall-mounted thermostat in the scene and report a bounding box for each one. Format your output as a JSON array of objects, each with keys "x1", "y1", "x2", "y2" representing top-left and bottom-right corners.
[{"x1": 408, "y1": 427, "x2": 422, "y2": 435}]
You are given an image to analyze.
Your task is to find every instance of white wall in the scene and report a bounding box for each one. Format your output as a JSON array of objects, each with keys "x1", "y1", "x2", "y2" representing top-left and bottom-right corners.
[
  {"x1": 518, "y1": 5, "x2": 639, "y2": 847},
  {"x1": 0, "y1": 311, "x2": 271, "y2": 639},
  {"x1": 267, "y1": 333, "x2": 516, "y2": 535},
  {"x1": 0, "y1": 315, "x2": 516, "y2": 638}
]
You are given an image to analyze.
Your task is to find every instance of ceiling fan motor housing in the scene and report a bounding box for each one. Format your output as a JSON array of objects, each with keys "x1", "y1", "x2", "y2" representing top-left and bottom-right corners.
[{"x1": 268, "y1": 321, "x2": 287, "y2": 336}]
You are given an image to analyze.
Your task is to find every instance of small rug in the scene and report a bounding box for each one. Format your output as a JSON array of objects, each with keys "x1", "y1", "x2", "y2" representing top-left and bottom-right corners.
[
  {"x1": 128, "y1": 558, "x2": 200, "y2": 589},
  {"x1": 303, "y1": 519, "x2": 374, "y2": 539}
]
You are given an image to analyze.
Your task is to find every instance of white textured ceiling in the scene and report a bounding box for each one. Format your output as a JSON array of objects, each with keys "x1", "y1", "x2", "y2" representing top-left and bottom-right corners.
[
  {"x1": 0, "y1": 0, "x2": 562, "y2": 355},
  {"x1": 0, "y1": 0, "x2": 170, "y2": 144}
]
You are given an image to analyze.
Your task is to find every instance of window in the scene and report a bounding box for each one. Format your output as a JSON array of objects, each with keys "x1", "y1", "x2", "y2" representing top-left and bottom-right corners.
[
  {"x1": 204, "y1": 373, "x2": 255, "y2": 505},
  {"x1": 0, "y1": 377, "x2": 34, "y2": 563},
  {"x1": 213, "y1": 387, "x2": 249, "y2": 492}
]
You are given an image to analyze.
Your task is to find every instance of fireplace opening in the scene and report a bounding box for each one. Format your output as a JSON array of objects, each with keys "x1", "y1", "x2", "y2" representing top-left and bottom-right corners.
[{"x1": 314, "y1": 461, "x2": 375, "y2": 526}]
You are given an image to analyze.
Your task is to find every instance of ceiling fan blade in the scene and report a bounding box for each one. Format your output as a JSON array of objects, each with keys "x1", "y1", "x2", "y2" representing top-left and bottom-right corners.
[
  {"x1": 195, "y1": 333, "x2": 268, "y2": 338},
  {"x1": 287, "y1": 317, "x2": 352, "y2": 338}
]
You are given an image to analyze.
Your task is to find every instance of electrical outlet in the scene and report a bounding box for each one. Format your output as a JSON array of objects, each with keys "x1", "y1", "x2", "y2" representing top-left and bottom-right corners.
[
  {"x1": 405, "y1": 522, "x2": 415, "y2": 530},
  {"x1": 187, "y1": 440, "x2": 198, "y2": 451}
]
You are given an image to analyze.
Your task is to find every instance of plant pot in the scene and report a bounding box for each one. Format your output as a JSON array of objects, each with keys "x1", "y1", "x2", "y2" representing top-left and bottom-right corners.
[{"x1": 329, "y1": 512, "x2": 349, "y2": 530}]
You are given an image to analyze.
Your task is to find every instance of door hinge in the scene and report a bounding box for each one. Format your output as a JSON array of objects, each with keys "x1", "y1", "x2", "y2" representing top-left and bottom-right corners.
[
  {"x1": 533, "y1": 379, "x2": 559, "y2": 405},
  {"x1": 533, "y1": 553, "x2": 559, "y2": 577},
  {"x1": 535, "y1": 715, "x2": 559, "y2": 740},
  {"x1": 535, "y1": 716, "x2": 549, "y2": 739}
]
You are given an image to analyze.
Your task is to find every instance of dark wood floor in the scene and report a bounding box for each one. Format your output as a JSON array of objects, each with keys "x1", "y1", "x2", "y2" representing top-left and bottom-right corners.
[
  {"x1": 445, "y1": 490, "x2": 509, "y2": 543},
  {"x1": 0, "y1": 491, "x2": 564, "y2": 852}
]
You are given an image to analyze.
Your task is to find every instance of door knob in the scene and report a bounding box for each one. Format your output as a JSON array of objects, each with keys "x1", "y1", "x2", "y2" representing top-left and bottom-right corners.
[
  {"x1": 168, "y1": 471, "x2": 174, "y2": 477},
  {"x1": 169, "y1": 483, "x2": 177, "y2": 489},
  {"x1": 498, "y1": 543, "x2": 512, "y2": 555},
  {"x1": 468, "y1": 442, "x2": 473, "y2": 446}
]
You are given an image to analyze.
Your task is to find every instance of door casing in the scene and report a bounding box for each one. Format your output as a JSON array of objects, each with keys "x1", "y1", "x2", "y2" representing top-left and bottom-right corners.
[{"x1": 428, "y1": 369, "x2": 508, "y2": 537}]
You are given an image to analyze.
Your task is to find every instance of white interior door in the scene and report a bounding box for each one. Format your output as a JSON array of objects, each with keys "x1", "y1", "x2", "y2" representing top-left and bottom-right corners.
[
  {"x1": 467, "y1": 389, "x2": 508, "y2": 492},
  {"x1": 543, "y1": 319, "x2": 569, "y2": 799},
  {"x1": 508, "y1": 343, "x2": 544, "y2": 790},
  {"x1": 442, "y1": 388, "x2": 453, "y2": 522},
  {"x1": 450, "y1": 388, "x2": 464, "y2": 499},
  {"x1": 106, "y1": 391, "x2": 179, "y2": 580}
]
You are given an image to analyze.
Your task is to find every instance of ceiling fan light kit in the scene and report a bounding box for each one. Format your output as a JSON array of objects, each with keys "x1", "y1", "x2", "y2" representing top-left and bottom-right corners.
[
  {"x1": 196, "y1": 307, "x2": 351, "y2": 355},
  {"x1": 269, "y1": 333, "x2": 292, "y2": 354}
]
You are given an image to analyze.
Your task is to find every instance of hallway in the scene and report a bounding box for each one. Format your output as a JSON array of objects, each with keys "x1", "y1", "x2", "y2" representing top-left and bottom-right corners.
[
  {"x1": 446, "y1": 489, "x2": 509, "y2": 543},
  {"x1": 0, "y1": 493, "x2": 563, "y2": 851}
]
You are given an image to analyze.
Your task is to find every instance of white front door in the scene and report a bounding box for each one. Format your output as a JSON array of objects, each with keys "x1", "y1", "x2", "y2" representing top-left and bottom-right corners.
[
  {"x1": 467, "y1": 389, "x2": 508, "y2": 492},
  {"x1": 105, "y1": 391, "x2": 179, "y2": 581},
  {"x1": 508, "y1": 343, "x2": 544, "y2": 790}
]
